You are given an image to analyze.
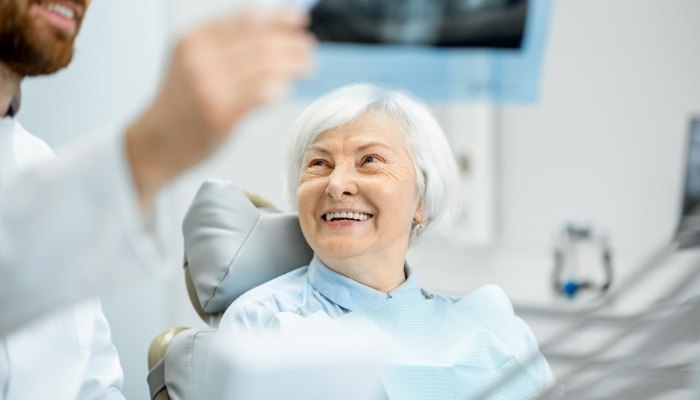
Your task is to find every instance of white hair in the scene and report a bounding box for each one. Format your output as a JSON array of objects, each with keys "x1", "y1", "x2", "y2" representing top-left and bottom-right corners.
[{"x1": 285, "y1": 83, "x2": 462, "y2": 245}]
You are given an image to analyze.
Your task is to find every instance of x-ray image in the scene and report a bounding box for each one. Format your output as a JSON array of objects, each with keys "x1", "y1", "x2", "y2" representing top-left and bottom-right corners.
[{"x1": 309, "y1": 0, "x2": 527, "y2": 48}]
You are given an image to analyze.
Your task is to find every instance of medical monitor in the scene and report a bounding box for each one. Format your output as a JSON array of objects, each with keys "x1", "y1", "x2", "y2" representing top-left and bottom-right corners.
[{"x1": 675, "y1": 118, "x2": 700, "y2": 249}]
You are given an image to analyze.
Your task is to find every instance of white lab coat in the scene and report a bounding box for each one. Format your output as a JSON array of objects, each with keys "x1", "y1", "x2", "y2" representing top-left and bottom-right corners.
[
  {"x1": 0, "y1": 118, "x2": 125, "y2": 399},
  {"x1": 0, "y1": 119, "x2": 165, "y2": 336}
]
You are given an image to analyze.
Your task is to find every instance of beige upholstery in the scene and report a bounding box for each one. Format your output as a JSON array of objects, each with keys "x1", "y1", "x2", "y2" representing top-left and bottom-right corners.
[{"x1": 147, "y1": 327, "x2": 189, "y2": 400}]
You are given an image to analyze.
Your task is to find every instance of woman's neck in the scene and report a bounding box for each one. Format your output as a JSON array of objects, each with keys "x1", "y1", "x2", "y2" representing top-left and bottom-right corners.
[{"x1": 319, "y1": 253, "x2": 408, "y2": 294}]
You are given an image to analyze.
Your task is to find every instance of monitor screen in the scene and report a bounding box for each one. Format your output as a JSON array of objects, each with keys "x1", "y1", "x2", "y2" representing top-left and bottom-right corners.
[
  {"x1": 682, "y1": 118, "x2": 700, "y2": 218},
  {"x1": 675, "y1": 118, "x2": 700, "y2": 249}
]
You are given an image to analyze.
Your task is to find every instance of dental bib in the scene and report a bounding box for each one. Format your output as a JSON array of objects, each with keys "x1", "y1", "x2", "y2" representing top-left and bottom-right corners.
[{"x1": 271, "y1": 285, "x2": 551, "y2": 400}]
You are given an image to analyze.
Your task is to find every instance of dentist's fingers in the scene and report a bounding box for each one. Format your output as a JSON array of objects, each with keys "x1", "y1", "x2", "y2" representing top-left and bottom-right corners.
[{"x1": 126, "y1": 9, "x2": 316, "y2": 208}]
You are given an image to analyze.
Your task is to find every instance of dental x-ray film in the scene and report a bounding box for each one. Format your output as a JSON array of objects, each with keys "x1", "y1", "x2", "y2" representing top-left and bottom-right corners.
[{"x1": 309, "y1": 0, "x2": 527, "y2": 48}]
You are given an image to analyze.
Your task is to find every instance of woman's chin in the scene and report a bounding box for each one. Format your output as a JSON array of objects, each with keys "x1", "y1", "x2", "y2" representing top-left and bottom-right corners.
[{"x1": 316, "y1": 243, "x2": 369, "y2": 263}]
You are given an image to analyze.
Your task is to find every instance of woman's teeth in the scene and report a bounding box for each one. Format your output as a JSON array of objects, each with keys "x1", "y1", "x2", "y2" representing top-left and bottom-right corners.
[{"x1": 324, "y1": 212, "x2": 371, "y2": 221}]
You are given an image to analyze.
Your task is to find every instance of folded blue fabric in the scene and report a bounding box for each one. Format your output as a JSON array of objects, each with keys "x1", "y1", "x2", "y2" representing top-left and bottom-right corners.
[{"x1": 352, "y1": 285, "x2": 551, "y2": 399}]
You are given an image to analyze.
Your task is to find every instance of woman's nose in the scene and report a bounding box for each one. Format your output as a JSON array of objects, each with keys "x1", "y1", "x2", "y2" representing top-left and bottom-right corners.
[{"x1": 325, "y1": 167, "x2": 357, "y2": 200}]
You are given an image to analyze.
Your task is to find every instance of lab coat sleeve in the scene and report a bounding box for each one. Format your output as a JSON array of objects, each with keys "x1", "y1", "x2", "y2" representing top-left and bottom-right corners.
[
  {"x1": 75, "y1": 299, "x2": 126, "y2": 400},
  {"x1": 0, "y1": 128, "x2": 166, "y2": 336}
]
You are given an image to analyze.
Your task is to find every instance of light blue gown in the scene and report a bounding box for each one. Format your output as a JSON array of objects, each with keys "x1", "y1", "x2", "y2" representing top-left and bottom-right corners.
[{"x1": 219, "y1": 255, "x2": 554, "y2": 399}]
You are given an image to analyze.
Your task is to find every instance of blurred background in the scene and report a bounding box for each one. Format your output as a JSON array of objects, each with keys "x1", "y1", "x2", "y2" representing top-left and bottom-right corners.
[{"x1": 18, "y1": 0, "x2": 700, "y2": 397}]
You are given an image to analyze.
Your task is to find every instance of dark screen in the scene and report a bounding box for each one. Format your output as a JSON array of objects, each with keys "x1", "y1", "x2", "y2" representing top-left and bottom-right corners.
[
  {"x1": 309, "y1": 0, "x2": 527, "y2": 48},
  {"x1": 682, "y1": 119, "x2": 700, "y2": 217}
]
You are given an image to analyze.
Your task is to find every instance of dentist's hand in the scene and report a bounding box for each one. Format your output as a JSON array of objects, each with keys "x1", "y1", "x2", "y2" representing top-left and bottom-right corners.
[{"x1": 126, "y1": 9, "x2": 314, "y2": 208}]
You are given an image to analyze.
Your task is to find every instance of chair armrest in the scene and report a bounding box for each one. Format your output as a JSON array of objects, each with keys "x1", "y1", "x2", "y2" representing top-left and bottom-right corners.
[{"x1": 148, "y1": 327, "x2": 189, "y2": 400}]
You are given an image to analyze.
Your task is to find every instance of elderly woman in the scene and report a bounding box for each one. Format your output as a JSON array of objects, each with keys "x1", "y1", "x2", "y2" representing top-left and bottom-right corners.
[{"x1": 218, "y1": 83, "x2": 553, "y2": 397}]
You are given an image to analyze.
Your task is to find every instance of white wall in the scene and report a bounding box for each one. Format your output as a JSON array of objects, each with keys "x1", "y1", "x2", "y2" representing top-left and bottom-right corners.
[
  {"x1": 409, "y1": 0, "x2": 700, "y2": 302},
  {"x1": 13, "y1": 0, "x2": 700, "y2": 397},
  {"x1": 21, "y1": 0, "x2": 167, "y2": 147}
]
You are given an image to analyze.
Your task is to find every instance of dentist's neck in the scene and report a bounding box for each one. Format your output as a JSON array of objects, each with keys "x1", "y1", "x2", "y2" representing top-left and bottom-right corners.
[{"x1": 0, "y1": 63, "x2": 21, "y2": 117}]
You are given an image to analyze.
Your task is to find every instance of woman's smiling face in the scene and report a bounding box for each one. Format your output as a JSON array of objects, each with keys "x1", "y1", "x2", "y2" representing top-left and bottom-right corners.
[{"x1": 297, "y1": 109, "x2": 423, "y2": 272}]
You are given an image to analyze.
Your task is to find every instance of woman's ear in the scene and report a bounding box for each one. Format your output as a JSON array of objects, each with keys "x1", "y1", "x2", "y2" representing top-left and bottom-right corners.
[
  {"x1": 414, "y1": 207, "x2": 427, "y2": 224},
  {"x1": 413, "y1": 208, "x2": 427, "y2": 236}
]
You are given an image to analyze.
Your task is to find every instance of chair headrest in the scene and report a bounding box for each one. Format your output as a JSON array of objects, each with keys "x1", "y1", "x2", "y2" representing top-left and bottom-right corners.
[{"x1": 183, "y1": 179, "x2": 313, "y2": 321}]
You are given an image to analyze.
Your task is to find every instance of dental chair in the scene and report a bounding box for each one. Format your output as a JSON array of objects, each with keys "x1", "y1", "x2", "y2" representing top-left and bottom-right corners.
[{"x1": 147, "y1": 179, "x2": 313, "y2": 400}]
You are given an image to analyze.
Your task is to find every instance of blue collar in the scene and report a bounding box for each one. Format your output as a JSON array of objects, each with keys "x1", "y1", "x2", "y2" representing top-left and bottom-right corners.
[{"x1": 307, "y1": 255, "x2": 425, "y2": 313}]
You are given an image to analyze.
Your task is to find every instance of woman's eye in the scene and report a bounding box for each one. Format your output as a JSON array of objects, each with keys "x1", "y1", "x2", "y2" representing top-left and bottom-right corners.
[
  {"x1": 309, "y1": 159, "x2": 328, "y2": 168},
  {"x1": 362, "y1": 155, "x2": 381, "y2": 164}
]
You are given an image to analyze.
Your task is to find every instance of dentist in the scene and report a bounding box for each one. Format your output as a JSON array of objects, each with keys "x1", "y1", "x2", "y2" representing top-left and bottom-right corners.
[{"x1": 0, "y1": 0, "x2": 314, "y2": 398}]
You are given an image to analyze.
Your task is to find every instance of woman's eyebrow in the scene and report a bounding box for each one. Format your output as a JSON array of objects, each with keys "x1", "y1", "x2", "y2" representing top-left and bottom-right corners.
[
  {"x1": 357, "y1": 141, "x2": 392, "y2": 152},
  {"x1": 304, "y1": 140, "x2": 395, "y2": 156},
  {"x1": 304, "y1": 145, "x2": 332, "y2": 156}
]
